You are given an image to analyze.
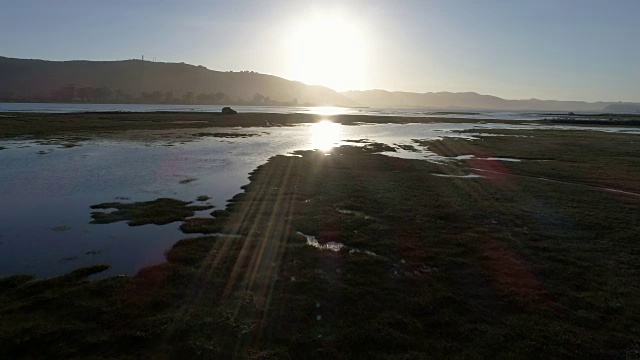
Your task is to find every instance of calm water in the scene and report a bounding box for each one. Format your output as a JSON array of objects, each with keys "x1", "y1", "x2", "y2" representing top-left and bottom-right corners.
[
  {"x1": 0, "y1": 102, "x2": 581, "y2": 121},
  {"x1": 1, "y1": 121, "x2": 638, "y2": 279}
]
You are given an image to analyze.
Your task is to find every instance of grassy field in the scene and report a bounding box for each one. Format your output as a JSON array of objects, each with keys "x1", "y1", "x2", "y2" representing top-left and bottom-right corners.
[{"x1": 0, "y1": 123, "x2": 639, "y2": 358}]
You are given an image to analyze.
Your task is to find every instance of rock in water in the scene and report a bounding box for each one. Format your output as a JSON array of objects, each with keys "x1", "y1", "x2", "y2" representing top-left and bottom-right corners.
[{"x1": 221, "y1": 107, "x2": 237, "y2": 114}]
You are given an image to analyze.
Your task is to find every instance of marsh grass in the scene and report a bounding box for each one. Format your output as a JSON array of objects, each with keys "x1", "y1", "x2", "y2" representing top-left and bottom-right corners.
[
  {"x1": 543, "y1": 115, "x2": 640, "y2": 126},
  {"x1": 1, "y1": 129, "x2": 639, "y2": 358},
  {"x1": 429, "y1": 129, "x2": 640, "y2": 192},
  {"x1": 211, "y1": 209, "x2": 231, "y2": 218},
  {"x1": 395, "y1": 143, "x2": 420, "y2": 152},
  {"x1": 90, "y1": 198, "x2": 213, "y2": 226},
  {"x1": 178, "y1": 178, "x2": 197, "y2": 184},
  {"x1": 179, "y1": 217, "x2": 225, "y2": 234}
]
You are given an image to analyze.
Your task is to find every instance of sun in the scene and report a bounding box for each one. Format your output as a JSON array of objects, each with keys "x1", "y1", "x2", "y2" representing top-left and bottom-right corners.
[{"x1": 285, "y1": 12, "x2": 369, "y2": 91}]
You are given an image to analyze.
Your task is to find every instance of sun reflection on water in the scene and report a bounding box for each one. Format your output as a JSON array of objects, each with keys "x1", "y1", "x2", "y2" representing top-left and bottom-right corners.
[
  {"x1": 309, "y1": 106, "x2": 347, "y2": 116},
  {"x1": 309, "y1": 120, "x2": 342, "y2": 151}
]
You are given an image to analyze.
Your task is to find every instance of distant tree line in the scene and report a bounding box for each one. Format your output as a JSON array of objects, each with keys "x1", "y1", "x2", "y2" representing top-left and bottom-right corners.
[{"x1": 0, "y1": 84, "x2": 308, "y2": 106}]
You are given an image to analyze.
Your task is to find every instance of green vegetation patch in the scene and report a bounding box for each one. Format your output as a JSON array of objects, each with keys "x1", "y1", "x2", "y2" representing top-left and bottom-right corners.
[
  {"x1": 339, "y1": 139, "x2": 397, "y2": 153},
  {"x1": 395, "y1": 143, "x2": 420, "y2": 152},
  {"x1": 90, "y1": 198, "x2": 213, "y2": 226},
  {"x1": 430, "y1": 129, "x2": 640, "y2": 192},
  {"x1": 0, "y1": 265, "x2": 127, "y2": 357},
  {"x1": 178, "y1": 177, "x2": 197, "y2": 184},
  {"x1": 179, "y1": 217, "x2": 225, "y2": 234},
  {"x1": 542, "y1": 113, "x2": 640, "y2": 126},
  {"x1": 0, "y1": 274, "x2": 34, "y2": 290},
  {"x1": 165, "y1": 236, "x2": 223, "y2": 266},
  {"x1": 65, "y1": 264, "x2": 110, "y2": 279},
  {"x1": 211, "y1": 209, "x2": 231, "y2": 218}
]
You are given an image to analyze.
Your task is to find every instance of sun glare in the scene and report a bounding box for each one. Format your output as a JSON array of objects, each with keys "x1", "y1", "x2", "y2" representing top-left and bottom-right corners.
[
  {"x1": 285, "y1": 12, "x2": 368, "y2": 91},
  {"x1": 310, "y1": 120, "x2": 342, "y2": 151},
  {"x1": 310, "y1": 106, "x2": 346, "y2": 116}
]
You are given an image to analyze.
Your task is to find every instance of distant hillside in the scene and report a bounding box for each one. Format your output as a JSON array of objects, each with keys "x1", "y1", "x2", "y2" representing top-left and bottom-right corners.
[
  {"x1": 2, "y1": 56, "x2": 638, "y2": 111},
  {"x1": 603, "y1": 103, "x2": 640, "y2": 113},
  {"x1": 341, "y1": 89, "x2": 640, "y2": 112},
  {"x1": 0, "y1": 56, "x2": 358, "y2": 106}
]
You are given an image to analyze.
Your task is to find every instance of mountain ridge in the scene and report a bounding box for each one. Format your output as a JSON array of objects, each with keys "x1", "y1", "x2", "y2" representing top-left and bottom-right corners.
[
  {"x1": 0, "y1": 56, "x2": 358, "y2": 107},
  {"x1": 1, "y1": 56, "x2": 638, "y2": 112},
  {"x1": 340, "y1": 89, "x2": 637, "y2": 112}
]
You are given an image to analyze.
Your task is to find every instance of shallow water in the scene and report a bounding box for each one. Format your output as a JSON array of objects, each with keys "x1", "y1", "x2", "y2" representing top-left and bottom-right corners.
[
  {"x1": 431, "y1": 174, "x2": 484, "y2": 178},
  {"x1": 298, "y1": 231, "x2": 379, "y2": 257},
  {"x1": 298, "y1": 232, "x2": 345, "y2": 252},
  {"x1": 453, "y1": 155, "x2": 522, "y2": 162},
  {"x1": 0, "y1": 102, "x2": 606, "y2": 121},
  {"x1": 1, "y1": 121, "x2": 638, "y2": 278}
]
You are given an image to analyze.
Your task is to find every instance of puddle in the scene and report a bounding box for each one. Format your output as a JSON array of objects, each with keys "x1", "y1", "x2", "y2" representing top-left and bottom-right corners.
[
  {"x1": 453, "y1": 155, "x2": 522, "y2": 162},
  {"x1": 432, "y1": 173, "x2": 483, "y2": 178},
  {"x1": 601, "y1": 188, "x2": 640, "y2": 197},
  {"x1": 348, "y1": 248, "x2": 379, "y2": 257},
  {"x1": 298, "y1": 233, "x2": 438, "y2": 280},
  {"x1": 298, "y1": 232, "x2": 345, "y2": 252},
  {"x1": 298, "y1": 232, "x2": 379, "y2": 257},
  {"x1": 336, "y1": 208, "x2": 374, "y2": 219}
]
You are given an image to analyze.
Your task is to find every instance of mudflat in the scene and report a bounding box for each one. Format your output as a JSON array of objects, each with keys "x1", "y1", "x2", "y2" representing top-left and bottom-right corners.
[{"x1": 0, "y1": 111, "x2": 535, "y2": 138}]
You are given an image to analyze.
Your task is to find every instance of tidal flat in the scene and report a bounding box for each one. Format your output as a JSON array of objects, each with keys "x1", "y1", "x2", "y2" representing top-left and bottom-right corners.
[{"x1": 0, "y1": 112, "x2": 639, "y2": 358}]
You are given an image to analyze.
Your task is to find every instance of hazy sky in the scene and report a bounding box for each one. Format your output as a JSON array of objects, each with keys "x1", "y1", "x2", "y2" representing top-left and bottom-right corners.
[{"x1": 1, "y1": 0, "x2": 639, "y2": 102}]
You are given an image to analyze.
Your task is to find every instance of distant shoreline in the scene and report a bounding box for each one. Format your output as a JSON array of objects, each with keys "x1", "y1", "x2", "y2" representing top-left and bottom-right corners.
[
  {"x1": 2, "y1": 102, "x2": 639, "y2": 116},
  {"x1": 1, "y1": 111, "x2": 639, "y2": 140},
  {"x1": 0, "y1": 112, "x2": 522, "y2": 139}
]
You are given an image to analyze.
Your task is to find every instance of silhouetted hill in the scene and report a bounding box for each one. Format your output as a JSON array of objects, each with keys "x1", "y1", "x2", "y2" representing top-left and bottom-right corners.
[
  {"x1": 2, "y1": 56, "x2": 638, "y2": 111},
  {"x1": 0, "y1": 56, "x2": 358, "y2": 106},
  {"x1": 603, "y1": 103, "x2": 640, "y2": 113},
  {"x1": 341, "y1": 89, "x2": 640, "y2": 112}
]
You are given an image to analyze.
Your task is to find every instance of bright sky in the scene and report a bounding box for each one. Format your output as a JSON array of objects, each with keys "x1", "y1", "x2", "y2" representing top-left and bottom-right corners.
[{"x1": 1, "y1": 0, "x2": 639, "y2": 102}]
